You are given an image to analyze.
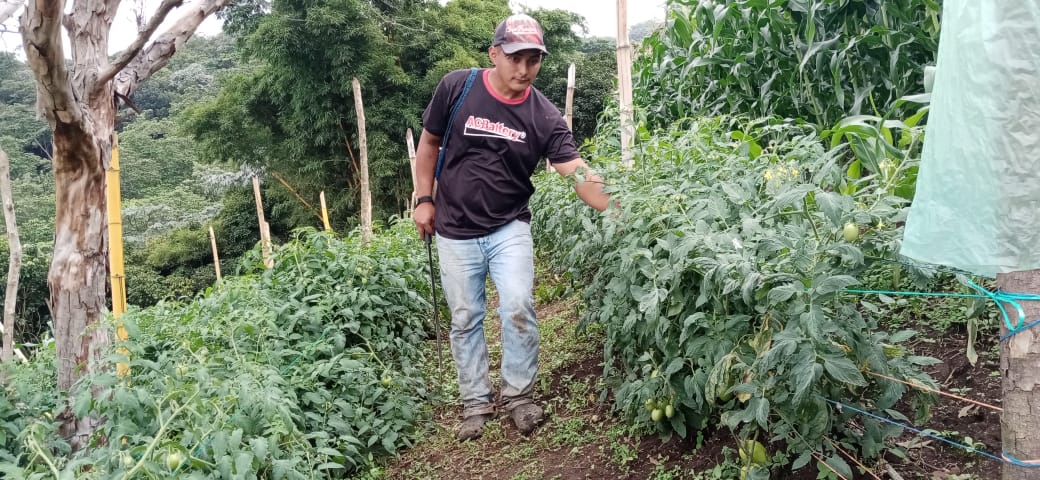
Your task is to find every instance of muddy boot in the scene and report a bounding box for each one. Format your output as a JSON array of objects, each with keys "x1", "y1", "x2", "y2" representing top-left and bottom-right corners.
[
  {"x1": 456, "y1": 413, "x2": 494, "y2": 442},
  {"x1": 509, "y1": 403, "x2": 544, "y2": 434}
]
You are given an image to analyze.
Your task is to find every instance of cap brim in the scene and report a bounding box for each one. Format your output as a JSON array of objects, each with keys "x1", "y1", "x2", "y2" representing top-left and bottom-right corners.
[{"x1": 500, "y1": 43, "x2": 549, "y2": 55}]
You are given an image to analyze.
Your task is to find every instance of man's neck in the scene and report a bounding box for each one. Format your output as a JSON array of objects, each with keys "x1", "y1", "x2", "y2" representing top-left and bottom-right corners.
[{"x1": 487, "y1": 68, "x2": 526, "y2": 100}]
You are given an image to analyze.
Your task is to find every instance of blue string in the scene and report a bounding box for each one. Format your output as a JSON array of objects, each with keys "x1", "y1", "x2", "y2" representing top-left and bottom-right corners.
[{"x1": 823, "y1": 398, "x2": 1040, "y2": 468}]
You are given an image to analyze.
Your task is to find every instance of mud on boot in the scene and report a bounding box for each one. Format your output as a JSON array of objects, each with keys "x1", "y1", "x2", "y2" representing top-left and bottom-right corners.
[
  {"x1": 509, "y1": 403, "x2": 544, "y2": 434},
  {"x1": 456, "y1": 413, "x2": 494, "y2": 442}
]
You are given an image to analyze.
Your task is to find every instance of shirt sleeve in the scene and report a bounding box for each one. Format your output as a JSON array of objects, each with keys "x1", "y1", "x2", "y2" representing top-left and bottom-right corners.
[
  {"x1": 545, "y1": 114, "x2": 581, "y2": 164},
  {"x1": 422, "y1": 71, "x2": 465, "y2": 137}
]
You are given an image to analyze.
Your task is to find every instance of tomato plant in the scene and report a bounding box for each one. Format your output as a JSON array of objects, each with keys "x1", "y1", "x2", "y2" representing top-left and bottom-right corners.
[{"x1": 533, "y1": 117, "x2": 936, "y2": 473}]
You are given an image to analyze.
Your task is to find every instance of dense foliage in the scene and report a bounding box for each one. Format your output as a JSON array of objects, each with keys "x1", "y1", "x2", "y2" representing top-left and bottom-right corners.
[
  {"x1": 1, "y1": 222, "x2": 436, "y2": 478},
  {"x1": 532, "y1": 114, "x2": 933, "y2": 477},
  {"x1": 636, "y1": 0, "x2": 940, "y2": 128},
  {"x1": 181, "y1": 0, "x2": 616, "y2": 228}
]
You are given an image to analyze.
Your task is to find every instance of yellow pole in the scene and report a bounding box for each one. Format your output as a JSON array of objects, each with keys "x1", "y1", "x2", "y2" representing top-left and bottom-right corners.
[
  {"x1": 320, "y1": 191, "x2": 332, "y2": 231},
  {"x1": 107, "y1": 133, "x2": 129, "y2": 377}
]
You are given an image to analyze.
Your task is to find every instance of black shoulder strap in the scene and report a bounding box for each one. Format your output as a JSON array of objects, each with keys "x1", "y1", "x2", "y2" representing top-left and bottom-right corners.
[{"x1": 435, "y1": 67, "x2": 479, "y2": 180}]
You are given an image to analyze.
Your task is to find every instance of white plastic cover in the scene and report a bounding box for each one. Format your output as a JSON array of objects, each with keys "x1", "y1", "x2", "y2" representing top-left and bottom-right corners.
[{"x1": 901, "y1": 0, "x2": 1040, "y2": 277}]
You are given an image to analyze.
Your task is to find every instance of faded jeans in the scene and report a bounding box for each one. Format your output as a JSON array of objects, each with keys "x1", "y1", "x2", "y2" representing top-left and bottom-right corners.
[{"x1": 436, "y1": 220, "x2": 538, "y2": 418}]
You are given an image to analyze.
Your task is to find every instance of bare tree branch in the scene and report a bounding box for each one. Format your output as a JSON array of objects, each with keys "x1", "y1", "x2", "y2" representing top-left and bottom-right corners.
[
  {"x1": 20, "y1": 0, "x2": 81, "y2": 125},
  {"x1": 113, "y1": 0, "x2": 230, "y2": 99},
  {"x1": 0, "y1": 0, "x2": 23, "y2": 25},
  {"x1": 96, "y1": 0, "x2": 184, "y2": 87}
]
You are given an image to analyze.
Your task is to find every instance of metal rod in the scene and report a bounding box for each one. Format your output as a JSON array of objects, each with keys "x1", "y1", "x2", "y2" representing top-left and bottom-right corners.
[{"x1": 425, "y1": 234, "x2": 443, "y2": 374}]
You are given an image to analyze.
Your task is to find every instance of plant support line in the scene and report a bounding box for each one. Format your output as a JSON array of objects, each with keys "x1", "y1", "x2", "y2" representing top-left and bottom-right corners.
[
  {"x1": 823, "y1": 398, "x2": 1040, "y2": 468},
  {"x1": 844, "y1": 277, "x2": 1040, "y2": 340}
]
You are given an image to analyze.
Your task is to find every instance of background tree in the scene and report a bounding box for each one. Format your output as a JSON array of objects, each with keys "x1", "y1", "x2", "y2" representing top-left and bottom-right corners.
[
  {"x1": 17, "y1": 0, "x2": 234, "y2": 447},
  {"x1": 183, "y1": 0, "x2": 603, "y2": 227}
]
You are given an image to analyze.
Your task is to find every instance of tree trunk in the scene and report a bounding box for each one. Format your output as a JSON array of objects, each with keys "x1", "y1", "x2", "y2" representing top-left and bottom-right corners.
[
  {"x1": 51, "y1": 115, "x2": 115, "y2": 451},
  {"x1": 0, "y1": 147, "x2": 22, "y2": 364},
  {"x1": 20, "y1": 0, "x2": 233, "y2": 450},
  {"x1": 998, "y1": 269, "x2": 1040, "y2": 480}
]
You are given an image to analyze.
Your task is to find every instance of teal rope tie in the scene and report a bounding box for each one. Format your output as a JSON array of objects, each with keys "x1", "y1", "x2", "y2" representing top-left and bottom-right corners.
[{"x1": 845, "y1": 278, "x2": 1040, "y2": 341}]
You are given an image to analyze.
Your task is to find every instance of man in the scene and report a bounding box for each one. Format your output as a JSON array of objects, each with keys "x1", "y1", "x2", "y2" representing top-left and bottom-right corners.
[{"x1": 413, "y1": 13, "x2": 613, "y2": 442}]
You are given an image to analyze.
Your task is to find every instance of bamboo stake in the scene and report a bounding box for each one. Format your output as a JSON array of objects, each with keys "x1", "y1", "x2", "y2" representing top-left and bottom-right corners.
[
  {"x1": 252, "y1": 176, "x2": 273, "y2": 268},
  {"x1": 319, "y1": 191, "x2": 332, "y2": 231},
  {"x1": 616, "y1": 0, "x2": 635, "y2": 167},
  {"x1": 209, "y1": 226, "x2": 221, "y2": 282},
  {"x1": 107, "y1": 134, "x2": 129, "y2": 376},
  {"x1": 352, "y1": 78, "x2": 373, "y2": 244},
  {"x1": 0, "y1": 147, "x2": 26, "y2": 363},
  {"x1": 406, "y1": 128, "x2": 417, "y2": 218}
]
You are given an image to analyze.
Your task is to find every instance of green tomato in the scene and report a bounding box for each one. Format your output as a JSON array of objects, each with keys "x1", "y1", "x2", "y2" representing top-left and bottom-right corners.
[
  {"x1": 645, "y1": 398, "x2": 656, "y2": 412},
  {"x1": 843, "y1": 222, "x2": 859, "y2": 242},
  {"x1": 738, "y1": 440, "x2": 769, "y2": 465},
  {"x1": 165, "y1": 451, "x2": 185, "y2": 470},
  {"x1": 381, "y1": 375, "x2": 393, "y2": 387},
  {"x1": 665, "y1": 404, "x2": 675, "y2": 418},
  {"x1": 651, "y1": 408, "x2": 663, "y2": 422}
]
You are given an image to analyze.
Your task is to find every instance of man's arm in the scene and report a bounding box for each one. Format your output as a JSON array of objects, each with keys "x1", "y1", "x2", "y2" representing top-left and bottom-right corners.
[
  {"x1": 553, "y1": 158, "x2": 612, "y2": 212},
  {"x1": 413, "y1": 128, "x2": 442, "y2": 238}
]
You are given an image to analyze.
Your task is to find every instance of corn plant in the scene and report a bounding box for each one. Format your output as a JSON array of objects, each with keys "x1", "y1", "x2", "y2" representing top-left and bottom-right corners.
[{"x1": 636, "y1": 0, "x2": 941, "y2": 129}]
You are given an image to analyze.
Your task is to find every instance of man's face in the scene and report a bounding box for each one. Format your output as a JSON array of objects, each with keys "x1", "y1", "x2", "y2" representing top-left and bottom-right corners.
[{"x1": 489, "y1": 46, "x2": 544, "y2": 94}]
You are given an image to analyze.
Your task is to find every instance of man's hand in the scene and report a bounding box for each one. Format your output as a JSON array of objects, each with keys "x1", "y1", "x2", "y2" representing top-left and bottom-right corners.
[{"x1": 414, "y1": 203, "x2": 436, "y2": 239}]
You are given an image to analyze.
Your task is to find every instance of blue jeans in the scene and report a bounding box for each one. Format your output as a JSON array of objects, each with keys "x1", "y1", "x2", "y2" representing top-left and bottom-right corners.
[{"x1": 436, "y1": 220, "x2": 538, "y2": 418}]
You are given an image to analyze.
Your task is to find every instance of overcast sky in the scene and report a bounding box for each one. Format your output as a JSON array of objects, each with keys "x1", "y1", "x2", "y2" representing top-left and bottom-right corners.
[
  {"x1": 1, "y1": 0, "x2": 666, "y2": 56},
  {"x1": 509, "y1": 0, "x2": 666, "y2": 37}
]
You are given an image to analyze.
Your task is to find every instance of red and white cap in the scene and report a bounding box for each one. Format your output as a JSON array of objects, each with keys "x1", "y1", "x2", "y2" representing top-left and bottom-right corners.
[{"x1": 493, "y1": 14, "x2": 548, "y2": 55}]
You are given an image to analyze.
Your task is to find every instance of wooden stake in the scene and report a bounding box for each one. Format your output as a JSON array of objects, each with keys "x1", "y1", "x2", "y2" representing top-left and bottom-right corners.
[
  {"x1": 252, "y1": 176, "x2": 273, "y2": 268},
  {"x1": 549, "y1": 62, "x2": 578, "y2": 172},
  {"x1": 616, "y1": 0, "x2": 635, "y2": 167},
  {"x1": 352, "y1": 78, "x2": 373, "y2": 244},
  {"x1": 319, "y1": 191, "x2": 332, "y2": 231},
  {"x1": 209, "y1": 226, "x2": 222, "y2": 282},
  {"x1": 565, "y1": 62, "x2": 576, "y2": 131},
  {"x1": 261, "y1": 221, "x2": 273, "y2": 269},
  {"x1": 0, "y1": 147, "x2": 26, "y2": 363},
  {"x1": 407, "y1": 128, "x2": 417, "y2": 217}
]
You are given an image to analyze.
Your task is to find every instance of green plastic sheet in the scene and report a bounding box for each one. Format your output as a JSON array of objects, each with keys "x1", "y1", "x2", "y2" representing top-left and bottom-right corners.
[{"x1": 900, "y1": 0, "x2": 1040, "y2": 278}]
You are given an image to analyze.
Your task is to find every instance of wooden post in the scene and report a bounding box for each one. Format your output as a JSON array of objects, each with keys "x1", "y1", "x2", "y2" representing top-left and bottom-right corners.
[
  {"x1": 565, "y1": 63, "x2": 576, "y2": 131},
  {"x1": 252, "y1": 176, "x2": 273, "y2": 268},
  {"x1": 0, "y1": 147, "x2": 26, "y2": 363},
  {"x1": 319, "y1": 191, "x2": 332, "y2": 231},
  {"x1": 549, "y1": 62, "x2": 578, "y2": 172},
  {"x1": 616, "y1": 0, "x2": 635, "y2": 167},
  {"x1": 106, "y1": 134, "x2": 129, "y2": 376},
  {"x1": 208, "y1": 226, "x2": 221, "y2": 282},
  {"x1": 407, "y1": 128, "x2": 417, "y2": 217},
  {"x1": 352, "y1": 78, "x2": 373, "y2": 244}
]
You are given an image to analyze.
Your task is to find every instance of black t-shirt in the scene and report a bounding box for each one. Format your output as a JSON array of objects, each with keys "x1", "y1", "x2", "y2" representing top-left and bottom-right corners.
[{"x1": 422, "y1": 68, "x2": 580, "y2": 240}]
